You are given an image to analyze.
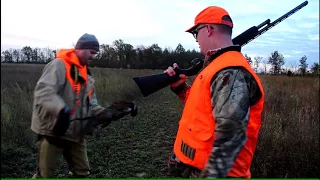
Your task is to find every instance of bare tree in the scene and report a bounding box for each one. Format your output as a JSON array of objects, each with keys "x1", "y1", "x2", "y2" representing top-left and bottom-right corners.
[
  {"x1": 254, "y1": 56, "x2": 263, "y2": 73},
  {"x1": 262, "y1": 58, "x2": 268, "y2": 74}
]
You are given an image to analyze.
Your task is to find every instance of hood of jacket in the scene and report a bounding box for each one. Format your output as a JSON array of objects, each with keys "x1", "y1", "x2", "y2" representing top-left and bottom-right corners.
[{"x1": 55, "y1": 48, "x2": 88, "y2": 83}]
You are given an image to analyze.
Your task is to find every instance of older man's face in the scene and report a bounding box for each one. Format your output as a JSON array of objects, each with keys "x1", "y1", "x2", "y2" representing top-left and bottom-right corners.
[{"x1": 79, "y1": 49, "x2": 98, "y2": 66}]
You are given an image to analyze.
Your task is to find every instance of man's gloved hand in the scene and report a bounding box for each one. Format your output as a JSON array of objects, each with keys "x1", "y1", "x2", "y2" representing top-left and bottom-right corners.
[
  {"x1": 52, "y1": 106, "x2": 70, "y2": 136},
  {"x1": 93, "y1": 101, "x2": 137, "y2": 128}
]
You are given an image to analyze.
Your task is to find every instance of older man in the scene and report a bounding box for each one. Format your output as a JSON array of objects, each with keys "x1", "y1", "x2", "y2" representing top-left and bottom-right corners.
[{"x1": 31, "y1": 33, "x2": 136, "y2": 178}]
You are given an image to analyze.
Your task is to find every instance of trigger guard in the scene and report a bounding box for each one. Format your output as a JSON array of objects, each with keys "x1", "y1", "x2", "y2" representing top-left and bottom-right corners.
[{"x1": 173, "y1": 58, "x2": 204, "y2": 76}]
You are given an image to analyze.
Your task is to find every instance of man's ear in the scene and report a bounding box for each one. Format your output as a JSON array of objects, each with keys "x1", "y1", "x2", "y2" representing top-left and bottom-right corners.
[{"x1": 206, "y1": 24, "x2": 213, "y2": 37}]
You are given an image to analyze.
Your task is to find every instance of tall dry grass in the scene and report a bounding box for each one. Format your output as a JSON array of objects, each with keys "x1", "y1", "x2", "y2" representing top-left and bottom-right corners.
[
  {"x1": 1, "y1": 63, "x2": 319, "y2": 178},
  {"x1": 251, "y1": 75, "x2": 319, "y2": 178}
]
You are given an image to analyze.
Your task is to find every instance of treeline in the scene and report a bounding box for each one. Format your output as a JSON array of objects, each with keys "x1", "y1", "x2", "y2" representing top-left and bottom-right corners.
[
  {"x1": 1, "y1": 39, "x2": 319, "y2": 76},
  {"x1": 1, "y1": 39, "x2": 202, "y2": 70}
]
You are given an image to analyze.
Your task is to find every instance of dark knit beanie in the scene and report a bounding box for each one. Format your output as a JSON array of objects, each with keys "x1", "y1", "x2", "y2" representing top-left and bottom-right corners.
[{"x1": 75, "y1": 33, "x2": 100, "y2": 51}]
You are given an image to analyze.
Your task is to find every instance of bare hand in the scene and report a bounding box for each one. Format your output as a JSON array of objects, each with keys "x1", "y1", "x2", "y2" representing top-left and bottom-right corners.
[{"x1": 164, "y1": 63, "x2": 186, "y2": 88}]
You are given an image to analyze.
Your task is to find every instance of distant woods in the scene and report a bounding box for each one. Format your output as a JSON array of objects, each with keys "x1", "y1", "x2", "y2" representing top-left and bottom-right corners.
[{"x1": 1, "y1": 39, "x2": 319, "y2": 76}]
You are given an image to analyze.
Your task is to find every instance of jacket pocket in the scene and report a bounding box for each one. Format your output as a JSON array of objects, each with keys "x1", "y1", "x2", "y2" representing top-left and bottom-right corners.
[
  {"x1": 37, "y1": 104, "x2": 58, "y2": 133},
  {"x1": 188, "y1": 122, "x2": 213, "y2": 142}
]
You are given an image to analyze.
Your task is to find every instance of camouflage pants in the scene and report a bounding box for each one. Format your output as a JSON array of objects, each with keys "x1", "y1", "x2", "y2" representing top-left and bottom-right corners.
[
  {"x1": 167, "y1": 152, "x2": 201, "y2": 178},
  {"x1": 32, "y1": 135, "x2": 90, "y2": 178}
]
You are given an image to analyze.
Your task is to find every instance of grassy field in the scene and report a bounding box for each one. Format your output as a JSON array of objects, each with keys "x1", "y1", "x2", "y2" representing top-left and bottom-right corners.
[{"x1": 1, "y1": 63, "x2": 319, "y2": 178}]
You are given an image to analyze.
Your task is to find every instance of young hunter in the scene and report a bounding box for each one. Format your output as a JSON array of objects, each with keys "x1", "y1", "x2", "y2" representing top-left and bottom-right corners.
[{"x1": 165, "y1": 6, "x2": 265, "y2": 178}]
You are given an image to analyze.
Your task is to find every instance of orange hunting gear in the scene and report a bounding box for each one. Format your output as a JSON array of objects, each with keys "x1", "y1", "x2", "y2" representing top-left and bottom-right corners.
[
  {"x1": 173, "y1": 50, "x2": 265, "y2": 178},
  {"x1": 55, "y1": 49, "x2": 92, "y2": 113},
  {"x1": 31, "y1": 48, "x2": 105, "y2": 143},
  {"x1": 185, "y1": 6, "x2": 233, "y2": 32}
]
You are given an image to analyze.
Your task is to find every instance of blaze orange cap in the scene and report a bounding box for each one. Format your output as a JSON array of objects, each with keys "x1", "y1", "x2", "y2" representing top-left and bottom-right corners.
[{"x1": 186, "y1": 6, "x2": 233, "y2": 33}]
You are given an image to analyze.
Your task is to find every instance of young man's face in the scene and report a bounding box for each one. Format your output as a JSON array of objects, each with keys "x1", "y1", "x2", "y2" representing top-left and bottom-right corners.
[{"x1": 192, "y1": 24, "x2": 216, "y2": 54}]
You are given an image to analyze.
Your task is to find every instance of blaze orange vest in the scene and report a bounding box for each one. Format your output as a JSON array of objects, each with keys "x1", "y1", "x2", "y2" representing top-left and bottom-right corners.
[
  {"x1": 173, "y1": 49, "x2": 265, "y2": 178},
  {"x1": 55, "y1": 49, "x2": 93, "y2": 115}
]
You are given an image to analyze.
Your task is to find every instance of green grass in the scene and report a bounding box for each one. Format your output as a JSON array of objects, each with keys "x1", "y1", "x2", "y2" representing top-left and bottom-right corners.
[{"x1": 1, "y1": 63, "x2": 319, "y2": 178}]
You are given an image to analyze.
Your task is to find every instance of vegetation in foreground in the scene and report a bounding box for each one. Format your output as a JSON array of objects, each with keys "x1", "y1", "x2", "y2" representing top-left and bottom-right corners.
[{"x1": 1, "y1": 63, "x2": 319, "y2": 178}]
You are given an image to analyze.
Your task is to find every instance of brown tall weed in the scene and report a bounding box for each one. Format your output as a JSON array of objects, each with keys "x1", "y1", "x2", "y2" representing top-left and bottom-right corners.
[{"x1": 251, "y1": 75, "x2": 319, "y2": 178}]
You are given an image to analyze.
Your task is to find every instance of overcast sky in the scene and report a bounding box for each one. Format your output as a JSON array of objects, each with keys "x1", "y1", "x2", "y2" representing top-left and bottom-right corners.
[{"x1": 1, "y1": 0, "x2": 319, "y2": 69}]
